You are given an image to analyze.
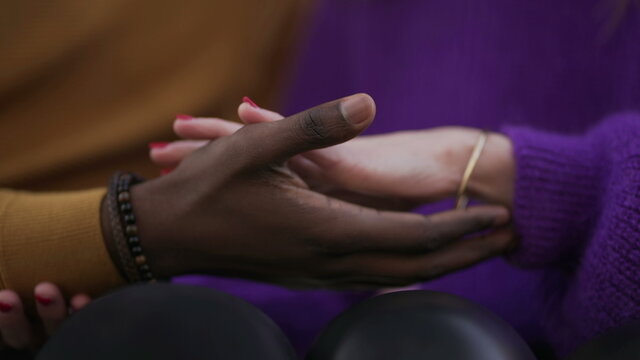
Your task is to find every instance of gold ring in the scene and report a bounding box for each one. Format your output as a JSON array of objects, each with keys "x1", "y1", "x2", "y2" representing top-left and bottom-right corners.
[{"x1": 455, "y1": 131, "x2": 488, "y2": 210}]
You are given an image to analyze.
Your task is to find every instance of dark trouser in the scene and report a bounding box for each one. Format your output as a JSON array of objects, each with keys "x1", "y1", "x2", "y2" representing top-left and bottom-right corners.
[
  {"x1": 37, "y1": 284, "x2": 640, "y2": 360},
  {"x1": 307, "y1": 290, "x2": 536, "y2": 360},
  {"x1": 38, "y1": 284, "x2": 297, "y2": 360}
]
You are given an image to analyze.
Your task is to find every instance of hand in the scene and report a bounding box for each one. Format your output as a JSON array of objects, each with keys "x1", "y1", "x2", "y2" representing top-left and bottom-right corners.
[
  {"x1": 0, "y1": 283, "x2": 91, "y2": 350},
  {"x1": 152, "y1": 101, "x2": 516, "y2": 209},
  {"x1": 117, "y1": 94, "x2": 513, "y2": 288}
]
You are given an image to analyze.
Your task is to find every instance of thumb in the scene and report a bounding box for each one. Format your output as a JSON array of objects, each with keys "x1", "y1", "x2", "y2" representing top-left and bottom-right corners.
[{"x1": 235, "y1": 93, "x2": 375, "y2": 166}]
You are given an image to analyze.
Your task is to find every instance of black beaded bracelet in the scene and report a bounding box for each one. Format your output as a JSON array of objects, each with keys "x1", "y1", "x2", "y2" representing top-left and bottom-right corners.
[{"x1": 107, "y1": 172, "x2": 156, "y2": 283}]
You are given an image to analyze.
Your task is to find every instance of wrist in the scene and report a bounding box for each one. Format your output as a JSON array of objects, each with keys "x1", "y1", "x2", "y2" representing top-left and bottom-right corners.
[
  {"x1": 101, "y1": 174, "x2": 180, "y2": 281},
  {"x1": 129, "y1": 176, "x2": 197, "y2": 278}
]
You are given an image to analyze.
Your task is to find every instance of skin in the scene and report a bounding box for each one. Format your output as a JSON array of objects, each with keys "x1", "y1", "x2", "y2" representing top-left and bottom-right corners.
[
  {"x1": 0, "y1": 283, "x2": 91, "y2": 351},
  {"x1": 153, "y1": 100, "x2": 516, "y2": 210},
  {"x1": 1, "y1": 94, "x2": 514, "y2": 349},
  {"x1": 118, "y1": 94, "x2": 512, "y2": 286}
]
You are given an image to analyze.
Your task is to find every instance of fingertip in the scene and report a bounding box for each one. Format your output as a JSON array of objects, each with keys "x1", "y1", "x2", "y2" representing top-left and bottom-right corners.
[
  {"x1": 148, "y1": 143, "x2": 170, "y2": 161},
  {"x1": 0, "y1": 290, "x2": 20, "y2": 313},
  {"x1": 466, "y1": 205, "x2": 511, "y2": 227},
  {"x1": 70, "y1": 294, "x2": 92, "y2": 311},
  {"x1": 0, "y1": 290, "x2": 32, "y2": 349},
  {"x1": 490, "y1": 227, "x2": 518, "y2": 253},
  {"x1": 339, "y1": 93, "x2": 376, "y2": 126},
  {"x1": 35, "y1": 283, "x2": 68, "y2": 336},
  {"x1": 487, "y1": 206, "x2": 511, "y2": 226},
  {"x1": 238, "y1": 102, "x2": 284, "y2": 124},
  {"x1": 149, "y1": 144, "x2": 171, "y2": 164},
  {"x1": 242, "y1": 96, "x2": 260, "y2": 108},
  {"x1": 356, "y1": 93, "x2": 376, "y2": 115},
  {"x1": 34, "y1": 282, "x2": 60, "y2": 297},
  {"x1": 0, "y1": 290, "x2": 33, "y2": 350},
  {"x1": 35, "y1": 284, "x2": 64, "y2": 309}
]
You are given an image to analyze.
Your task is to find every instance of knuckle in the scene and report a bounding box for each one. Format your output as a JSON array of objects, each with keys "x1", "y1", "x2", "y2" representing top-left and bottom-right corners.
[
  {"x1": 421, "y1": 217, "x2": 450, "y2": 251},
  {"x1": 419, "y1": 263, "x2": 447, "y2": 281},
  {"x1": 295, "y1": 108, "x2": 349, "y2": 145},
  {"x1": 304, "y1": 231, "x2": 341, "y2": 257},
  {"x1": 298, "y1": 110, "x2": 331, "y2": 143}
]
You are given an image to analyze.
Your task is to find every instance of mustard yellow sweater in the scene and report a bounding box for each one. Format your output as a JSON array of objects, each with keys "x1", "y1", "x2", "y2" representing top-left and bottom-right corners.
[{"x1": 0, "y1": 0, "x2": 306, "y2": 299}]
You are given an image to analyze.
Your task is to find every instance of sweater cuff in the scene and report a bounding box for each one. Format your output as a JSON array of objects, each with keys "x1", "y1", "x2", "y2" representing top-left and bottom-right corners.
[
  {"x1": 0, "y1": 188, "x2": 124, "y2": 300},
  {"x1": 501, "y1": 126, "x2": 602, "y2": 267}
]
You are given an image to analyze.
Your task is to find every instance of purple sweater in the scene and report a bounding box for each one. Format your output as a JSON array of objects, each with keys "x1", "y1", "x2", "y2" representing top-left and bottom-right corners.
[{"x1": 176, "y1": 0, "x2": 640, "y2": 356}]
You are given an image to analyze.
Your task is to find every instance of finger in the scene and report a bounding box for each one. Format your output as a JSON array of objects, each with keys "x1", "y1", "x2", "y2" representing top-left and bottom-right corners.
[
  {"x1": 173, "y1": 117, "x2": 243, "y2": 140},
  {"x1": 310, "y1": 196, "x2": 510, "y2": 255},
  {"x1": 287, "y1": 156, "x2": 330, "y2": 189},
  {"x1": 238, "y1": 102, "x2": 284, "y2": 124},
  {"x1": 0, "y1": 290, "x2": 33, "y2": 349},
  {"x1": 34, "y1": 282, "x2": 67, "y2": 336},
  {"x1": 231, "y1": 93, "x2": 376, "y2": 167},
  {"x1": 332, "y1": 227, "x2": 515, "y2": 284},
  {"x1": 323, "y1": 190, "x2": 420, "y2": 211},
  {"x1": 70, "y1": 294, "x2": 92, "y2": 312},
  {"x1": 288, "y1": 157, "x2": 421, "y2": 210},
  {"x1": 149, "y1": 140, "x2": 209, "y2": 168}
]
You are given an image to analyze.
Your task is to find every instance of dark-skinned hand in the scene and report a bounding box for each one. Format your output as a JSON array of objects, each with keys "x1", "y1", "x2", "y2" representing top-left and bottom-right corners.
[{"x1": 111, "y1": 94, "x2": 512, "y2": 288}]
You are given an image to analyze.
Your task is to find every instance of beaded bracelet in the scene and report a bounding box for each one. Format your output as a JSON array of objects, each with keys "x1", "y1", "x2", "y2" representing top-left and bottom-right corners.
[{"x1": 107, "y1": 172, "x2": 156, "y2": 283}]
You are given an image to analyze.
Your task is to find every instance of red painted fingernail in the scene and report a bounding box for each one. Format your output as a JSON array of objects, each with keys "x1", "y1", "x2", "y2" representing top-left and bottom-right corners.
[
  {"x1": 148, "y1": 142, "x2": 169, "y2": 149},
  {"x1": 0, "y1": 302, "x2": 12, "y2": 312},
  {"x1": 176, "y1": 114, "x2": 193, "y2": 121},
  {"x1": 160, "y1": 168, "x2": 174, "y2": 176},
  {"x1": 242, "y1": 96, "x2": 260, "y2": 109},
  {"x1": 35, "y1": 295, "x2": 52, "y2": 306}
]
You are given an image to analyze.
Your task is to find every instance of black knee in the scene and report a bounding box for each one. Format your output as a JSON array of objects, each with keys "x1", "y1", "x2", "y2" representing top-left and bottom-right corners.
[
  {"x1": 307, "y1": 290, "x2": 535, "y2": 360},
  {"x1": 39, "y1": 283, "x2": 295, "y2": 360}
]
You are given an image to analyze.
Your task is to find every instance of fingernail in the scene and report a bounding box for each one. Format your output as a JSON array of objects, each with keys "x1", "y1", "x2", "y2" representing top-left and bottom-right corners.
[
  {"x1": 160, "y1": 168, "x2": 173, "y2": 176},
  {"x1": 176, "y1": 114, "x2": 193, "y2": 121},
  {"x1": 35, "y1": 295, "x2": 52, "y2": 306},
  {"x1": 148, "y1": 142, "x2": 169, "y2": 149},
  {"x1": 242, "y1": 96, "x2": 260, "y2": 109},
  {"x1": 340, "y1": 94, "x2": 374, "y2": 125},
  {"x1": 0, "y1": 302, "x2": 12, "y2": 313}
]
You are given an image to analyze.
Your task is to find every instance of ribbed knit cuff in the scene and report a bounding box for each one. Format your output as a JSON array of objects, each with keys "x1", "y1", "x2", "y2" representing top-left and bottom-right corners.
[
  {"x1": 0, "y1": 188, "x2": 124, "y2": 300},
  {"x1": 502, "y1": 126, "x2": 603, "y2": 267}
]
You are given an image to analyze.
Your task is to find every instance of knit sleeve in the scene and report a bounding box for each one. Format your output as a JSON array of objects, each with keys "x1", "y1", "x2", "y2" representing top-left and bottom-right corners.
[
  {"x1": 502, "y1": 113, "x2": 640, "y2": 354},
  {"x1": 0, "y1": 188, "x2": 124, "y2": 300},
  {"x1": 500, "y1": 125, "x2": 603, "y2": 267}
]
